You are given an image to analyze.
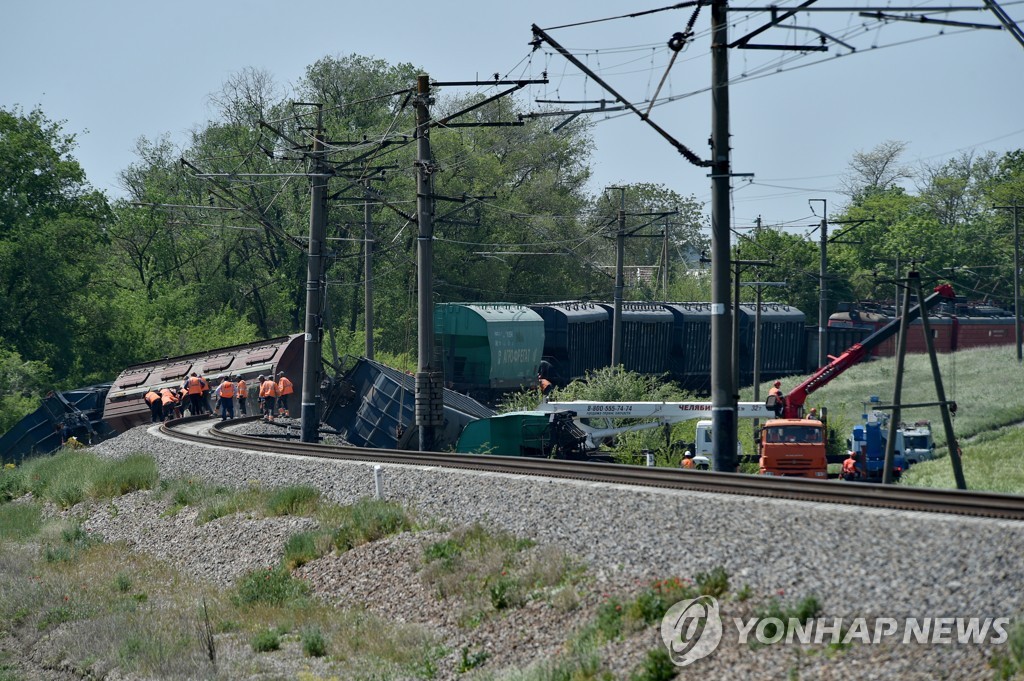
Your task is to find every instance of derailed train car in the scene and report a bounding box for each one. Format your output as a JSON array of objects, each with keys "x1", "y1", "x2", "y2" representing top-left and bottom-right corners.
[
  {"x1": 0, "y1": 385, "x2": 114, "y2": 463},
  {"x1": 103, "y1": 334, "x2": 304, "y2": 432},
  {"x1": 321, "y1": 357, "x2": 494, "y2": 451}
]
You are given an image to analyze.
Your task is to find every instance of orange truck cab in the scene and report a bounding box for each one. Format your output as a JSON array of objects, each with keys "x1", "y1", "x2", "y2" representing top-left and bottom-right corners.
[{"x1": 758, "y1": 418, "x2": 828, "y2": 479}]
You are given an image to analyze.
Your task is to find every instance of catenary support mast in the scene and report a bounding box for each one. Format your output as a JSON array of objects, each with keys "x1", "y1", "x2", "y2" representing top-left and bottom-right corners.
[
  {"x1": 710, "y1": 0, "x2": 736, "y2": 472},
  {"x1": 414, "y1": 74, "x2": 443, "y2": 451},
  {"x1": 300, "y1": 105, "x2": 327, "y2": 443}
]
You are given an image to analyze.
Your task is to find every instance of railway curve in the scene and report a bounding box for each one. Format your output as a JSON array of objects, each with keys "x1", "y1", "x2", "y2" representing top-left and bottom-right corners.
[{"x1": 162, "y1": 415, "x2": 1024, "y2": 522}]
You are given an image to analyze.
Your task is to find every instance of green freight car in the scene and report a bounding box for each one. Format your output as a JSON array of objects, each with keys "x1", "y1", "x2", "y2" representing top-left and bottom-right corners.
[{"x1": 435, "y1": 303, "x2": 544, "y2": 401}]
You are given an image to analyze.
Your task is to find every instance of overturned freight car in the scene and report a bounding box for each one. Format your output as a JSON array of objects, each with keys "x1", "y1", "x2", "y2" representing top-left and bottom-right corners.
[
  {"x1": 321, "y1": 357, "x2": 494, "y2": 451},
  {"x1": 0, "y1": 384, "x2": 114, "y2": 463},
  {"x1": 103, "y1": 334, "x2": 305, "y2": 432}
]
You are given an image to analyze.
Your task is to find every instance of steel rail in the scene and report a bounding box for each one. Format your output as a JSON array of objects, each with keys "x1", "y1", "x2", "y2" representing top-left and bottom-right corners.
[{"x1": 161, "y1": 416, "x2": 1024, "y2": 522}]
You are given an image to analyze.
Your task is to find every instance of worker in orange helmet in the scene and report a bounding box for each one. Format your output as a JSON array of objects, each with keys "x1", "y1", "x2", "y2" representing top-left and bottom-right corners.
[
  {"x1": 259, "y1": 374, "x2": 278, "y2": 421},
  {"x1": 276, "y1": 372, "x2": 294, "y2": 418},
  {"x1": 841, "y1": 450, "x2": 861, "y2": 481}
]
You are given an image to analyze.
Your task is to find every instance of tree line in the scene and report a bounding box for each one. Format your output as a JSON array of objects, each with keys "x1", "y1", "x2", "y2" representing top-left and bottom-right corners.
[{"x1": 1, "y1": 54, "x2": 1022, "y2": 433}]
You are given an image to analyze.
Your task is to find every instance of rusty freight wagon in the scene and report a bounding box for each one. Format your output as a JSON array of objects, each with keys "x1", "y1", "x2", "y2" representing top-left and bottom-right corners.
[{"x1": 103, "y1": 334, "x2": 305, "y2": 432}]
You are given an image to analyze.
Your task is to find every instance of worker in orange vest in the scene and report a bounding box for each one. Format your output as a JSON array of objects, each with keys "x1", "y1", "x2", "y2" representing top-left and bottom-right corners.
[
  {"x1": 235, "y1": 375, "x2": 248, "y2": 416},
  {"x1": 768, "y1": 380, "x2": 785, "y2": 416},
  {"x1": 215, "y1": 377, "x2": 235, "y2": 421},
  {"x1": 143, "y1": 387, "x2": 163, "y2": 423},
  {"x1": 259, "y1": 374, "x2": 278, "y2": 421},
  {"x1": 183, "y1": 372, "x2": 206, "y2": 417},
  {"x1": 680, "y1": 450, "x2": 696, "y2": 469},
  {"x1": 841, "y1": 451, "x2": 861, "y2": 481},
  {"x1": 276, "y1": 372, "x2": 294, "y2": 418},
  {"x1": 160, "y1": 387, "x2": 181, "y2": 421}
]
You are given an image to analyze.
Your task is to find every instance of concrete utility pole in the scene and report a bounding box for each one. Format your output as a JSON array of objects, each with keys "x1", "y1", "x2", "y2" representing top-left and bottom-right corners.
[
  {"x1": 363, "y1": 180, "x2": 375, "y2": 360},
  {"x1": 810, "y1": 198, "x2": 828, "y2": 368},
  {"x1": 710, "y1": 0, "x2": 735, "y2": 472},
  {"x1": 300, "y1": 105, "x2": 327, "y2": 443},
  {"x1": 995, "y1": 202, "x2": 1022, "y2": 362},
  {"x1": 414, "y1": 74, "x2": 443, "y2": 452},
  {"x1": 612, "y1": 187, "x2": 626, "y2": 367}
]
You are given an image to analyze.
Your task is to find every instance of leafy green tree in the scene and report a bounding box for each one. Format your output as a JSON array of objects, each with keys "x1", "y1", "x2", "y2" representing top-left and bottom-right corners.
[
  {"x1": 0, "y1": 348, "x2": 54, "y2": 434},
  {"x1": 731, "y1": 224, "x2": 825, "y2": 320},
  {"x1": 588, "y1": 183, "x2": 708, "y2": 302},
  {"x1": 0, "y1": 106, "x2": 110, "y2": 382}
]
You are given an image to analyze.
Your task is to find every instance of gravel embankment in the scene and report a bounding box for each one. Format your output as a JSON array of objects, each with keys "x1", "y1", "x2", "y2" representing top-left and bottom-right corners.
[{"x1": 58, "y1": 422, "x2": 1024, "y2": 679}]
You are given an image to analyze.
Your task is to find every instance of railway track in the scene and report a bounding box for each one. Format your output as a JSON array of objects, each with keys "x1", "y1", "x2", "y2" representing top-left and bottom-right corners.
[{"x1": 162, "y1": 415, "x2": 1024, "y2": 522}]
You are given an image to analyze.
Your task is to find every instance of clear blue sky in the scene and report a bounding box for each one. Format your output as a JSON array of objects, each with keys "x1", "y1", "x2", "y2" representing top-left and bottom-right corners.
[{"x1": 4, "y1": 1, "x2": 1023, "y2": 233}]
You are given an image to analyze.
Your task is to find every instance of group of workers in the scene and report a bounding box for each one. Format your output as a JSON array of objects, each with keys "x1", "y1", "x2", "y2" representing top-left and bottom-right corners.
[{"x1": 142, "y1": 372, "x2": 293, "y2": 423}]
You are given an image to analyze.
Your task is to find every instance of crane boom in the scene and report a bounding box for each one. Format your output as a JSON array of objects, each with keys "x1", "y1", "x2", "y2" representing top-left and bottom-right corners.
[{"x1": 783, "y1": 283, "x2": 955, "y2": 417}]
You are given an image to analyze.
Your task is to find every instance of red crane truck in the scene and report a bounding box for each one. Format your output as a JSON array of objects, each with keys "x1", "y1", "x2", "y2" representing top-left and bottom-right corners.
[{"x1": 760, "y1": 282, "x2": 955, "y2": 478}]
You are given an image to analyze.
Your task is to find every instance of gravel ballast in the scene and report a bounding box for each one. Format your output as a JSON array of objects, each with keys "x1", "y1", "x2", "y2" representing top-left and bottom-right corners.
[{"x1": 30, "y1": 421, "x2": 1021, "y2": 679}]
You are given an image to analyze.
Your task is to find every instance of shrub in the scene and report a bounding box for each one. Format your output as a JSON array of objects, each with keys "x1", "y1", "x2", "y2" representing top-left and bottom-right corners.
[
  {"x1": 331, "y1": 498, "x2": 412, "y2": 552},
  {"x1": 251, "y1": 629, "x2": 280, "y2": 653},
  {"x1": 114, "y1": 573, "x2": 133, "y2": 593},
  {"x1": 695, "y1": 566, "x2": 730, "y2": 598},
  {"x1": 753, "y1": 595, "x2": 822, "y2": 645},
  {"x1": 282, "y1": 531, "x2": 332, "y2": 570},
  {"x1": 0, "y1": 465, "x2": 26, "y2": 502},
  {"x1": 233, "y1": 566, "x2": 308, "y2": 608},
  {"x1": 594, "y1": 598, "x2": 625, "y2": 640},
  {"x1": 488, "y1": 575, "x2": 523, "y2": 610},
  {"x1": 301, "y1": 627, "x2": 327, "y2": 657},
  {"x1": 266, "y1": 485, "x2": 320, "y2": 517},
  {"x1": 457, "y1": 646, "x2": 489, "y2": 672},
  {"x1": 630, "y1": 647, "x2": 678, "y2": 681}
]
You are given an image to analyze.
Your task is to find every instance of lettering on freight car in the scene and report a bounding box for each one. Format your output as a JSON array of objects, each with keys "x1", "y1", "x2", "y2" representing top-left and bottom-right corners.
[{"x1": 497, "y1": 348, "x2": 535, "y2": 365}]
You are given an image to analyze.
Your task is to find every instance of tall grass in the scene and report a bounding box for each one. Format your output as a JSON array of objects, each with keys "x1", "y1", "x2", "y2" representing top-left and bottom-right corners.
[
  {"x1": 2, "y1": 451, "x2": 158, "y2": 509},
  {"x1": 90, "y1": 454, "x2": 158, "y2": 498},
  {"x1": 0, "y1": 502, "x2": 42, "y2": 541},
  {"x1": 746, "y1": 345, "x2": 1024, "y2": 447},
  {"x1": 266, "y1": 485, "x2": 320, "y2": 516},
  {"x1": 325, "y1": 497, "x2": 414, "y2": 552},
  {"x1": 902, "y1": 424, "x2": 1024, "y2": 492}
]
